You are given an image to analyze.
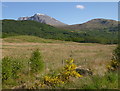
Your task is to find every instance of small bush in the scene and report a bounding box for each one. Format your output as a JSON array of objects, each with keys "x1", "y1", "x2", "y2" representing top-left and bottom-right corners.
[
  {"x1": 90, "y1": 72, "x2": 118, "y2": 89},
  {"x1": 2, "y1": 57, "x2": 22, "y2": 82},
  {"x1": 11, "y1": 60, "x2": 22, "y2": 79},
  {"x1": 2, "y1": 57, "x2": 13, "y2": 81},
  {"x1": 107, "y1": 45, "x2": 120, "y2": 71},
  {"x1": 42, "y1": 59, "x2": 83, "y2": 88},
  {"x1": 59, "y1": 59, "x2": 83, "y2": 81},
  {"x1": 29, "y1": 49, "x2": 44, "y2": 73},
  {"x1": 113, "y1": 45, "x2": 120, "y2": 63}
]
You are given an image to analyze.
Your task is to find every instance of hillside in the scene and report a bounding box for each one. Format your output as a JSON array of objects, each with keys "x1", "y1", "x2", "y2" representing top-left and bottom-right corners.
[
  {"x1": 3, "y1": 35, "x2": 66, "y2": 43},
  {"x1": 2, "y1": 19, "x2": 118, "y2": 44},
  {"x1": 62, "y1": 18, "x2": 118, "y2": 31},
  {"x1": 2, "y1": 19, "x2": 74, "y2": 39}
]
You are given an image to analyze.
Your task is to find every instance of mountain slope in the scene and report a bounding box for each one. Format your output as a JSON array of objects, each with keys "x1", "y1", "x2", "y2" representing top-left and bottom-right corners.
[
  {"x1": 2, "y1": 20, "x2": 118, "y2": 44},
  {"x1": 2, "y1": 19, "x2": 83, "y2": 41},
  {"x1": 62, "y1": 18, "x2": 118, "y2": 31},
  {"x1": 18, "y1": 13, "x2": 67, "y2": 27}
]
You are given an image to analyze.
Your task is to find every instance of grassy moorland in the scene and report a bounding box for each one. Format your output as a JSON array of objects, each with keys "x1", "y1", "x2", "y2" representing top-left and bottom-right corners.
[{"x1": 2, "y1": 35, "x2": 118, "y2": 89}]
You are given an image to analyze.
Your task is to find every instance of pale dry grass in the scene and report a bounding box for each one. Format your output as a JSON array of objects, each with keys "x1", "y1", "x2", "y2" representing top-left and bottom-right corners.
[{"x1": 2, "y1": 41, "x2": 116, "y2": 75}]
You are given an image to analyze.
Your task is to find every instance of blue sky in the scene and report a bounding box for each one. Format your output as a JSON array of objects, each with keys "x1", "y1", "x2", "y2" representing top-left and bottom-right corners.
[{"x1": 2, "y1": 2, "x2": 118, "y2": 25}]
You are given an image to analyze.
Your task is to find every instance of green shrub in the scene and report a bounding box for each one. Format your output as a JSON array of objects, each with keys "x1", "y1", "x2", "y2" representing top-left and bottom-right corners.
[
  {"x1": 61, "y1": 72, "x2": 118, "y2": 89},
  {"x1": 11, "y1": 60, "x2": 22, "y2": 79},
  {"x1": 107, "y1": 45, "x2": 120, "y2": 71},
  {"x1": 29, "y1": 49, "x2": 44, "y2": 73},
  {"x1": 113, "y1": 45, "x2": 120, "y2": 63},
  {"x1": 2, "y1": 57, "x2": 13, "y2": 81},
  {"x1": 83, "y1": 72, "x2": 118, "y2": 89},
  {"x1": 2, "y1": 57, "x2": 22, "y2": 82}
]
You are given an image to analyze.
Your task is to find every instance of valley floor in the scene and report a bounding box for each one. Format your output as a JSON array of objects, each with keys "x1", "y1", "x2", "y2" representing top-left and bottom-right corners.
[
  {"x1": 1, "y1": 36, "x2": 118, "y2": 89},
  {"x1": 2, "y1": 39, "x2": 116, "y2": 75}
]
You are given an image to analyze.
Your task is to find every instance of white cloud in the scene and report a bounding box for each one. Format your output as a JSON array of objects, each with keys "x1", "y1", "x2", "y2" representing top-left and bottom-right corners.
[{"x1": 76, "y1": 5, "x2": 85, "y2": 9}]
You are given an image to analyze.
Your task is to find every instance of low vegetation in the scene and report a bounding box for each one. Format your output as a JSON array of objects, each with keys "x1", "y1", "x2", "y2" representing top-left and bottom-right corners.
[
  {"x1": 2, "y1": 57, "x2": 23, "y2": 88},
  {"x1": 107, "y1": 45, "x2": 120, "y2": 71},
  {"x1": 2, "y1": 47, "x2": 118, "y2": 89},
  {"x1": 3, "y1": 35, "x2": 66, "y2": 43},
  {"x1": 29, "y1": 49, "x2": 44, "y2": 73},
  {"x1": 40, "y1": 59, "x2": 82, "y2": 88},
  {"x1": 2, "y1": 50, "x2": 44, "y2": 89},
  {"x1": 1, "y1": 35, "x2": 118, "y2": 89}
]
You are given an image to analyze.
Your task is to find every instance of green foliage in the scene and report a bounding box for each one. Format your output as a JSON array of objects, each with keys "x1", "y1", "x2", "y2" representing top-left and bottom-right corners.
[
  {"x1": 60, "y1": 72, "x2": 118, "y2": 89},
  {"x1": 2, "y1": 49, "x2": 45, "y2": 88},
  {"x1": 24, "y1": 59, "x2": 83, "y2": 89},
  {"x1": 11, "y1": 60, "x2": 22, "y2": 79},
  {"x1": 107, "y1": 45, "x2": 120, "y2": 71},
  {"x1": 87, "y1": 72, "x2": 118, "y2": 89},
  {"x1": 113, "y1": 45, "x2": 120, "y2": 62},
  {"x1": 41, "y1": 59, "x2": 118, "y2": 89},
  {"x1": 2, "y1": 57, "x2": 22, "y2": 82},
  {"x1": 2, "y1": 57, "x2": 13, "y2": 81},
  {"x1": 2, "y1": 20, "x2": 118, "y2": 44},
  {"x1": 29, "y1": 49, "x2": 44, "y2": 73}
]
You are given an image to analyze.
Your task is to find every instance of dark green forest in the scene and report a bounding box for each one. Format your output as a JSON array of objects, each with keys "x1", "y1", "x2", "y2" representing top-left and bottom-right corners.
[{"x1": 2, "y1": 20, "x2": 118, "y2": 44}]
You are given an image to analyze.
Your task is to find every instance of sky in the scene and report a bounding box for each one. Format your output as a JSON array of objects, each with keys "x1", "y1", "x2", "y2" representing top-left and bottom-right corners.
[
  {"x1": 2, "y1": 2, "x2": 118, "y2": 25},
  {"x1": 1, "y1": 0, "x2": 120, "y2": 2}
]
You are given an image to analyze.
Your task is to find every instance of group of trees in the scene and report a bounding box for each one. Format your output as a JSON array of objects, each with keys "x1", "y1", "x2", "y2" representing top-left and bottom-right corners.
[{"x1": 2, "y1": 20, "x2": 118, "y2": 44}]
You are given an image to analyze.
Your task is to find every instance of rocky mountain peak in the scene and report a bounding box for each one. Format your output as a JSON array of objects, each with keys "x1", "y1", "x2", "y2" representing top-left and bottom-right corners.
[
  {"x1": 34, "y1": 13, "x2": 45, "y2": 16},
  {"x1": 18, "y1": 13, "x2": 67, "y2": 27}
]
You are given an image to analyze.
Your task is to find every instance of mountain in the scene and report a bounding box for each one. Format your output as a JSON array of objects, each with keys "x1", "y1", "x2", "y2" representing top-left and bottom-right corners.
[
  {"x1": 61, "y1": 18, "x2": 118, "y2": 31},
  {"x1": 18, "y1": 14, "x2": 118, "y2": 31},
  {"x1": 18, "y1": 13, "x2": 67, "y2": 27},
  {"x1": 2, "y1": 19, "x2": 79, "y2": 40},
  {"x1": 2, "y1": 20, "x2": 118, "y2": 44}
]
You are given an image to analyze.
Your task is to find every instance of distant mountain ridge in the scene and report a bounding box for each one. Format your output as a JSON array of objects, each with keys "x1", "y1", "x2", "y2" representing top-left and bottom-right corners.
[
  {"x1": 18, "y1": 13, "x2": 118, "y2": 31},
  {"x1": 18, "y1": 13, "x2": 67, "y2": 27},
  {"x1": 61, "y1": 18, "x2": 118, "y2": 31}
]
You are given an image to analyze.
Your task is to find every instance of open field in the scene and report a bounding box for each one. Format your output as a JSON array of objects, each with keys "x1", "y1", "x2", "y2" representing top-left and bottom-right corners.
[{"x1": 2, "y1": 36, "x2": 116, "y2": 75}]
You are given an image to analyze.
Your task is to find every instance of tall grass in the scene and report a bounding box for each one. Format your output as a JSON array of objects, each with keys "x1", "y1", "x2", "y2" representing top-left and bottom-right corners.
[
  {"x1": 60, "y1": 71, "x2": 118, "y2": 89},
  {"x1": 2, "y1": 49, "x2": 45, "y2": 89}
]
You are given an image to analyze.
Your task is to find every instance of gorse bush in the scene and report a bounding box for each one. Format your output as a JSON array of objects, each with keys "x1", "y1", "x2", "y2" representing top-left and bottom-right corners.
[
  {"x1": 59, "y1": 59, "x2": 83, "y2": 81},
  {"x1": 29, "y1": 49, "x2": 44, "y2": 73},
  {"x1": 24, "y1": 59, "x2": 82, "y2": 89},
  {"x1": 41, "y1": 59, "x2": 83, "y2": 88},
  {"x1": 43, "y1": 76, "x2": 64, "y2": 88}
]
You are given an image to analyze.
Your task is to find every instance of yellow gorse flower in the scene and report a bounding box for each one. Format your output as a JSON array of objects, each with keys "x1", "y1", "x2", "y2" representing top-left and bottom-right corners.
[{"x1": 42, "y1": 59, "x2": 83, "y2": 88}]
